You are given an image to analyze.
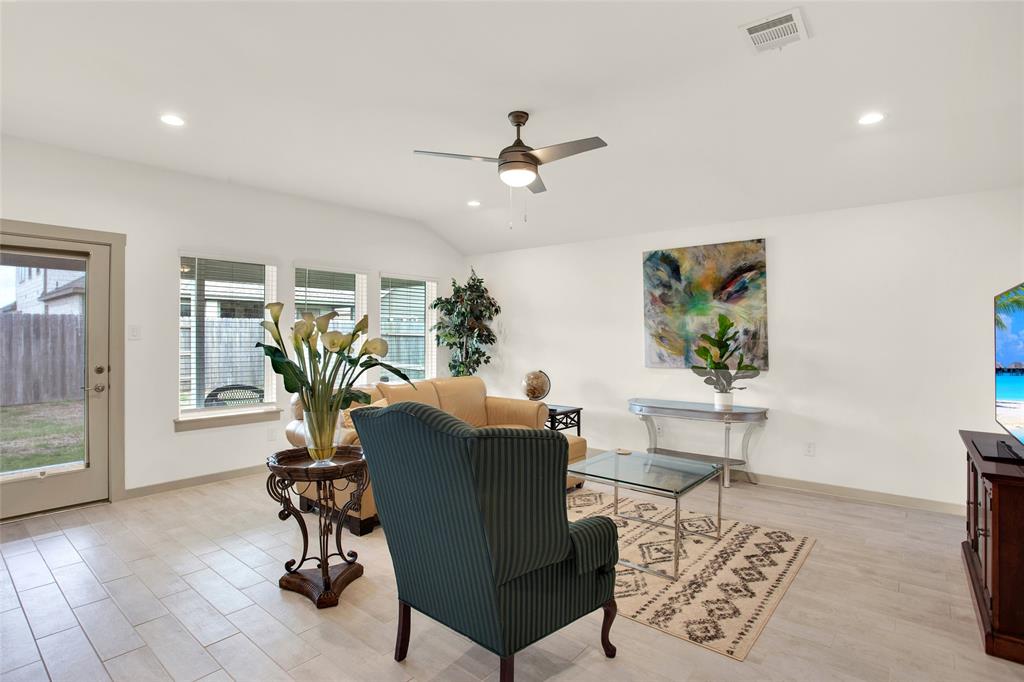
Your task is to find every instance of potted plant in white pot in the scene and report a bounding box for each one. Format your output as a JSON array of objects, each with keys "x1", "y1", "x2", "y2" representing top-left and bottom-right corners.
[{"x1": 691, "y1": 314, "x2": 760, "y2": 410}]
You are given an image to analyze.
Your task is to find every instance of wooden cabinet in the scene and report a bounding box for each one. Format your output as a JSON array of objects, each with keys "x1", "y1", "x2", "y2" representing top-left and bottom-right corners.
[{"x1": 960, "y1": 430, "x2": 1024, "y2": 664}]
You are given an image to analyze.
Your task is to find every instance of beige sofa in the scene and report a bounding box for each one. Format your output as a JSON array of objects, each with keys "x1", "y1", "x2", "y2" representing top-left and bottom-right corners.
[{"x1": 285, "y1": 376, "x2": 587, "y2": 535}]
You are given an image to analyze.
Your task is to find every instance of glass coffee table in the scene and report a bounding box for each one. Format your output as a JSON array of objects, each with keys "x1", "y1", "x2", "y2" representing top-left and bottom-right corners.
[{"x1": 567, "y1": 450, "x2": 722, "y2": 580}]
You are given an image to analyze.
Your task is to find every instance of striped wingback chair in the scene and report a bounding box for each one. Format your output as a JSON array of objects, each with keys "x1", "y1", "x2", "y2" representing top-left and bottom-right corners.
[{"x1": 351, "y1": 402, "x2": 619, "y2": 682}]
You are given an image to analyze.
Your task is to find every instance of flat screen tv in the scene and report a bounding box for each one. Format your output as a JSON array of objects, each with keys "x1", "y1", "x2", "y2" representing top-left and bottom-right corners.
[{"x1": 995, "y1": 281, "x2": 1024, "y2": 456}]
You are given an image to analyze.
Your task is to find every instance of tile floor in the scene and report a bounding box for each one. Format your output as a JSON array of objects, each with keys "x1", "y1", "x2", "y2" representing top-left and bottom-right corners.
[{"x1": 1, "y1": 473, "x2": 1023, "y2": 681}]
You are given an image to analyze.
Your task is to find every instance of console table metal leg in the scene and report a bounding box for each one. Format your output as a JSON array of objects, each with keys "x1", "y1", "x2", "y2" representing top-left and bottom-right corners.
[
  {"x1": 740, "y1": 423, "x2": 761, "y2": 485},
  {"x1": 642, "y1": 415, "x2": 658, "y2": 451},
  {"x1": 723, "y1": 422, "x2": 732, "y2": 488}
]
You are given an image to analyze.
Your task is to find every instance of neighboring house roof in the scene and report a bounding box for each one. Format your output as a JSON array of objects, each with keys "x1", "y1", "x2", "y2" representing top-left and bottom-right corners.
[
  {"x1": 38, "y1": 276, "x2": 85, "y2": 302},
  {"x1": 0, "y1": 302, "x2": 16, "y2": 313}
]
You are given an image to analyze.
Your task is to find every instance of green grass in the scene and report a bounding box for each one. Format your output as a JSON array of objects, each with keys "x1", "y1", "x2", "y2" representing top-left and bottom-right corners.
[{"x1": 0, "y1": 400, "x2": 86, "y2": 473}]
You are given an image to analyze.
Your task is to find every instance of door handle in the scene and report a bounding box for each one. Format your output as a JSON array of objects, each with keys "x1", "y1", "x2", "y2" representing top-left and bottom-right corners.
[{"x1": 81, "y1": 384, "x2": 106, "y2": 393}]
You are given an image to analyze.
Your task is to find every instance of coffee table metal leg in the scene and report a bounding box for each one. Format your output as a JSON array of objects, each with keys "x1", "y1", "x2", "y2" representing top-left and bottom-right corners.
[
  {"x1": 673, "y1": 495, "x2": 681, "y2": 578},
  {"x1": 717, "y1": 469, "x2": 723, "y2": 539},
  {"x1": 613, "y1": 483, "x2": 619, "y2": 515}
]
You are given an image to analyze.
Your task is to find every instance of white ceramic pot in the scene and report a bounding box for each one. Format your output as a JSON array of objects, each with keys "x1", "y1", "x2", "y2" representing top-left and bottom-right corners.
[{"x1": 714, "y1": 391, "x2": 734, "y2": 411}]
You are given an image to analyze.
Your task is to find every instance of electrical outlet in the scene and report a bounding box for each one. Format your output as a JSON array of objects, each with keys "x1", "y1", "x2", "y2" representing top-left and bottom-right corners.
[
  {"x1": 804, "y1": 442, "x2": 816, "y2": 457},
  {"x1": 128, "y1": 325, "x2": 142, "y2": 340}
]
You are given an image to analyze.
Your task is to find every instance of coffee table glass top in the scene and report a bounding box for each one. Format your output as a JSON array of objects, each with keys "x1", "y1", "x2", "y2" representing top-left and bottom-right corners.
[{"x1": 567, "y1": 450, "x2": 720, "y2": 495}]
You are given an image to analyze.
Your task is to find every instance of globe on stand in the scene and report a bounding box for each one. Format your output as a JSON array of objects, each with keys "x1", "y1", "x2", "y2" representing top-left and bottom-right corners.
[{"x1": 522, "y1": 370, "x2": 551, "y2": 401}]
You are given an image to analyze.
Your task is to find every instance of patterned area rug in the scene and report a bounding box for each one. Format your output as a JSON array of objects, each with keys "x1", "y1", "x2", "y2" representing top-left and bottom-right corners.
[{"x1": 567, "y1": 489, "x2": 814, "y2": 661}]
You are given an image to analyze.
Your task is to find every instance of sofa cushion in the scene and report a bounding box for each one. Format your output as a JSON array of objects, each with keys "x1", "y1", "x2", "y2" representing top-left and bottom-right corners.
[
  {"x1": 486, "y1": 424, "x2": 532, "y2": 430},
  {"x1": 343, "y1": 398, "x2": 388, "y2": 429},
  {"x1": 565, "y1": 435, "x2": 587, "y2": 463},
  {"x1": 377, "y1": 380, "x2": 440, "y2": 408},
  {"x1": 432, "y1": 377, "x2": 488, "y2": 427}
]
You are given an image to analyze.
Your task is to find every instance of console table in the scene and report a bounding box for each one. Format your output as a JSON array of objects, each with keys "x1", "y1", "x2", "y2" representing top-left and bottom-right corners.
[
  {"x1": 960, "y1": 430, "x2": 1024, "y2": 664},
  {"x1": 627, "y1": 398, "x2": 768, "y2": 487}
]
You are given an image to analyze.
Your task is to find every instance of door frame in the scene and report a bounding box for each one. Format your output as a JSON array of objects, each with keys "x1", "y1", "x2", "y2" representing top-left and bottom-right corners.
[{"x1": 0, "y1": 218, "x2": 126, "y2": 507}]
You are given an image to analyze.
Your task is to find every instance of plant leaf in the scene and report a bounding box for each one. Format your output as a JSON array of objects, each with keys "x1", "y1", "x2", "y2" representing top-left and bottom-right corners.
[{"x1": 256, "y1": 343, "x2": 308, "y2": 393}]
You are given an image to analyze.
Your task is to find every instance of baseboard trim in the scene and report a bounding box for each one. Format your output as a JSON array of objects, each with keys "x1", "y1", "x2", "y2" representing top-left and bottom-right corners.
[
  {"x1": 123, "y1": 464, "x2": 267, "y2": 499},
  {"x1": 739, "y1": 471, "x2": 965, "y2": 516}
]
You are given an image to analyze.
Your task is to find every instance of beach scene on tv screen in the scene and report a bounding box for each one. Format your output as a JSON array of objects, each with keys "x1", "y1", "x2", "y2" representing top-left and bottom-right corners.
[{"x1": 996, "y1": 283, "x2": 1024, "y2": 442}]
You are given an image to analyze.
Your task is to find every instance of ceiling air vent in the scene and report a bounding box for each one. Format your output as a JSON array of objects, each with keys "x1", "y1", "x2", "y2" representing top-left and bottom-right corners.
[{"x1": 740, "y1": 8, "x2": 808, "y2": 52}]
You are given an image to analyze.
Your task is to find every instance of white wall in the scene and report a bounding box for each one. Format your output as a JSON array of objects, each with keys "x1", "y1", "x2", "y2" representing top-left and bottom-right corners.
[
  {"x1": 472, "y1": 188, "x2": 1023, "y2": 506},
  {"x1": 1, "y1": 136, "x2": 465, "y2": 489}
]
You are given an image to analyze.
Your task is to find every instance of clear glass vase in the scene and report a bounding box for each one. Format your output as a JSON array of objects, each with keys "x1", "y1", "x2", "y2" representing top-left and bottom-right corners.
[{"x1": 303, "y1": 409, "x2": 341, "y2": 466}]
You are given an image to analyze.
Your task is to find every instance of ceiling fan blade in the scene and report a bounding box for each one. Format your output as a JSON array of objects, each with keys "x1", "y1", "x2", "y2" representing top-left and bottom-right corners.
[
  {"x1": 413, "y1": 150, "x2": 499, "y2": 162},
  {"x1": 527, "y1": 174, "x2": 547, "y2": 194},
  {"x1": 529, "y1": 137, "x2": 607, "y2": 165}
]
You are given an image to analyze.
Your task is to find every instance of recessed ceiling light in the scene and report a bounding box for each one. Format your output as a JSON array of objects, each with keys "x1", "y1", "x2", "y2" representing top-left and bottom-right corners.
[
  {"x1": 467, "y1": 200, "x2": 481, "y2": 207},
  {"x1": 160, "y1": 113, "x2": 185, "y2": 127},
  {"x1": 858, "y1": 111, "x2": 885, "y2": 126}
]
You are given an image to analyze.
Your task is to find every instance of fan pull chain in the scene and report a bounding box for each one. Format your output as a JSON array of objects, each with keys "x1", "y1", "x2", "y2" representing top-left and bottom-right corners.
[
  {"x1": 523, "y1": 191, "x2": 528, "y2": 223},
  {"x1": 507, "y1": 185, "x2": 513, "y2": 229}
]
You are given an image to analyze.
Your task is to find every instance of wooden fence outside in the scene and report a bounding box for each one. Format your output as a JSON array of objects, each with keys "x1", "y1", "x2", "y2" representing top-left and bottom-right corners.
[{"x1": 0, "y1": 313, "x2": 85, "y2": 406}]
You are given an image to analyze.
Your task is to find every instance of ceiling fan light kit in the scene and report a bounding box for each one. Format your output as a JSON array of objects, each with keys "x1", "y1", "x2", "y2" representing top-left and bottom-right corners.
[{"x1": 414, "y1": 110, "x2": 606, "y2": 194}]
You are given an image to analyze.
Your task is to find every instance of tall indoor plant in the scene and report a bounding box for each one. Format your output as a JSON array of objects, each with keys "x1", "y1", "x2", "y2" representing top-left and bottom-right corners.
[
  {"x1": 431, "y1": 269, "x2": 501, "y2": 377},
  {"x1": 691, "y1": 314, "x2": 760, "y2": 410},
  {"x1": 258, "y1": 304, "x2": 410, "y2": 464}
]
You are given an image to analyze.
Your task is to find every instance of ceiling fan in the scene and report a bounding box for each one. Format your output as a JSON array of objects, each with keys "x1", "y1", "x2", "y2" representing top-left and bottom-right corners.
[{"x1": 413, "y1": 111, "x2": 606, "y2": 194}]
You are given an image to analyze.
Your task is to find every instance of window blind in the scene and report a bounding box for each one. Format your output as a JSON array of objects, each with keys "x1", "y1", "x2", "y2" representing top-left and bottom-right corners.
[
  {"x1": 179, "y1": 256, "x2": 276, "y2": 411},
  {"x1": 379, "y1": 276, "x2": 437, "y2": 382},
  {"x1": 294, "y1": 268, "x2": 367, "y2": 334}
]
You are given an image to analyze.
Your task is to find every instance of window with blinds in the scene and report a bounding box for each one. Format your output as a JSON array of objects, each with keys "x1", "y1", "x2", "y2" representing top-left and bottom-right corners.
[
  {"x1": 179, "y1": 256, "x2": 276, "y2": 412},
  {"x1": 379, "y1": 276, "x2": 437, "y2": 382},
  {"x1": 294, "y1": 268, "x2": 367, "y2": 334}
]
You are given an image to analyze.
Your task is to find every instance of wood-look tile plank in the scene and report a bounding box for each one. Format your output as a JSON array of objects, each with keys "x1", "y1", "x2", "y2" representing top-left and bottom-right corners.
[
  {"x1": 182, "y1": 568, "x2": 253, "y2": 615},
  {"x1": 227, "y1": 604, "x2": 320, "y2": 670},
  {"x1": 103, "y1": 646, "x2": 173, "y2": 682},
  {"x1": 0, "y1": 608, "x2": 40, "y2": 673},
  {"x1": 52, "y1": 562, "x2": 108, "y2": 608},
  {"x1": 36, "y1": 626, "x2": 111, "y2": 681},
  {"x1": 127, "y1": 556, "x2": 188, "y2": 598},
  {"x1": 5, "y1": 552, "x2": 54, "y2": 592},
  {"x1": 197, "y1": 549, "x2": 264, "y2": 589},
  {"x1": 206, "y1": 632, "x2": 292, "y2": 682},
  {"x1": 160, "y1": 588, "x2": 238, "y2": 646},
  {"x1": 135, "y1": 614, "x2": 220, "y2": 682},
  {"x1": 19, "y1": 582, "x2": 77, "y2": 638},
  {"x1": 0, "y1": 568, "x2": 20, "y2": 612},
  {"x1": 79, "y1": 546, "x2": 132, "y2": 582},
  {"x1": 103, "y1": 575, "x2": 168, "y2": 625},
  {"x1": 35, "y1": 535, "x2": 82, "y2": 570},
  {"x1": 0, "y1": 660, "x2": 50, "y2": 682},
  {"x1": 74, "y1": 598, "x2": 145, "y2": 661}
]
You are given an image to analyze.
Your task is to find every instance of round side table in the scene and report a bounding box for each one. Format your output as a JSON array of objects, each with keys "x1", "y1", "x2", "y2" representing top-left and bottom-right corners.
[{"x1": 266, "y1": 446, "x2": 368, "y2": 608}]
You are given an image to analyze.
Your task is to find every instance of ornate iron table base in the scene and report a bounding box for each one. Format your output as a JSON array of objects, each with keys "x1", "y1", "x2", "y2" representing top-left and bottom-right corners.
[
  {"x1": 280, "y1": 562, "x2": 363, "y2": 609},
  {"x1": 266, "y1": 447, "x2": 368, "y2": 609}
]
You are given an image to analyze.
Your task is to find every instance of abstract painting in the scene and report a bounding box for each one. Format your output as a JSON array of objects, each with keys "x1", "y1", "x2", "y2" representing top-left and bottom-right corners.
[{"x1": 643, "y1": 238, "x2": 768, "y2": 369}]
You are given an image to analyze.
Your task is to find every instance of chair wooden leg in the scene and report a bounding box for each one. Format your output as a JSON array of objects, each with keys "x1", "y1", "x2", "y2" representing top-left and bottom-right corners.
[
  {"x1": 601, "y1": 599, "x2": 617, "y2": 658},
  {"x1": 395, "y1": 601, "x2": 410, "y2": 662},
  {"x1": 499, "y1": 655, "x2": 514, "y2": 682}
]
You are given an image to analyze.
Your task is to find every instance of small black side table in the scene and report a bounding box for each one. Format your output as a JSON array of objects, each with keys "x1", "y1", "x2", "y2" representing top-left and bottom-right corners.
[
  {"x1": 546, "y1": 404, "x2": 582, "y2": 436},
  {"x1": 266, "y1": 446, "x2": 368, "y2": 608}
]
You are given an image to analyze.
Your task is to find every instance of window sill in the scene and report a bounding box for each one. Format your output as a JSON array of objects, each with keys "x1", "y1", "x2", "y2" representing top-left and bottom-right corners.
[{"x1": 174, "y1": 406, "x2": 283, "y2": 432}]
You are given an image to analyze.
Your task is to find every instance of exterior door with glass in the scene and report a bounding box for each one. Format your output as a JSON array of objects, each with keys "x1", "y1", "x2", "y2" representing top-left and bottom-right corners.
[{"x1": 0, "y1": 230, "x2": 111, "y2": 518}]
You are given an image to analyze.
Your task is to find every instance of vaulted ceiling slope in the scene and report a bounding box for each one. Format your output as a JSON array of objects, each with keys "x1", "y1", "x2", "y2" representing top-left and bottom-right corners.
[{"x1": 2, "y1": 2, "x2": 1020, "y2": 255}]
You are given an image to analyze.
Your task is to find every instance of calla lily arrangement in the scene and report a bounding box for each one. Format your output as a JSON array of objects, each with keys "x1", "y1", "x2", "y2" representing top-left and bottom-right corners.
[{"x1": 257, "y1": 303, "x2": 411, "y2": 462}]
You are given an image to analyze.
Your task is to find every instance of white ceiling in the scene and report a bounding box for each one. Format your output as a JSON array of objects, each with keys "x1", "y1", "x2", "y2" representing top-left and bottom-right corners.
[{"x1": 2, "y1": 2, "x2": 1021, "y2": 255}]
